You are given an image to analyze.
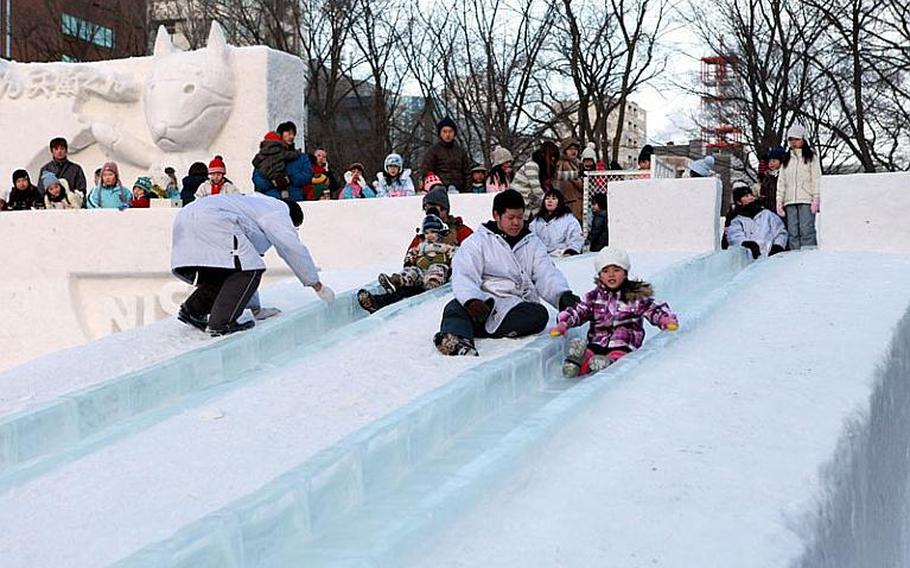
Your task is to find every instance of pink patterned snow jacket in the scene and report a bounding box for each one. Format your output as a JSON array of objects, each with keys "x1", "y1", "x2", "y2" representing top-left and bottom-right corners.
[{"x1": 557, "y1": 280, "x2": 675, "y2": 352}]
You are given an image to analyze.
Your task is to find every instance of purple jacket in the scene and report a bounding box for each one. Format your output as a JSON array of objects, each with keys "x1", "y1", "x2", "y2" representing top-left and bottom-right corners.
[{"x1": 558, "y1": 280, "x2": 674, "y2": 351}]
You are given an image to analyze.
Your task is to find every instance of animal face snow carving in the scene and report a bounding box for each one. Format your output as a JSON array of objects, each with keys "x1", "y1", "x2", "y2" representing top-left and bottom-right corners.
[{"x1": 145, "y1": 23, "x2": 235, "y2": 152}]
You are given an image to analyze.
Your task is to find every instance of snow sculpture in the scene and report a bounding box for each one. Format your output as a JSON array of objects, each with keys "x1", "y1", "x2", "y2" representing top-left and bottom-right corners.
[
  {"x1": 88, "y1": 24, "x2": 235, "y2": 168},
  {"x1": 0, "y1": 22, "x2": 304, "y2": 192}
]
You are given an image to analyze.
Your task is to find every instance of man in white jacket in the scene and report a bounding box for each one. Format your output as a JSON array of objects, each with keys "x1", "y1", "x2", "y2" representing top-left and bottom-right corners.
[
  {"x1": 434, "y1": 189, "x2": 580, "y2": 356},
  {"x1": 171, "y1": 193, "x2": 334, "y2": 336}
]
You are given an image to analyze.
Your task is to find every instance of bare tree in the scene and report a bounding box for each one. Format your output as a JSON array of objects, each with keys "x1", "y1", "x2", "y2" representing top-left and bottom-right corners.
[
  {"x1": 405, "y1": 0, "x2": 565, "y2": 167},
  {"x1": 551, "y1": 0, "x2": 668, "y2": 165}
]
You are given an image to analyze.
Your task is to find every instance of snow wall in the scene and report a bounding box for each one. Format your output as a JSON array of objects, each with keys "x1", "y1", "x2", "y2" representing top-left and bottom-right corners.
[
  {"x1": 608, "y1": 177, "x2": 722, "y2": 252},
  {"x1": 0, "y1": 23, "x2": 304, "y2": 198},
  {"x1": 817, "y1": 172, "x2": 910, "y2": 253},
  {"x1": 796, "y1": 305, "x2": 910, "y2": 568}
]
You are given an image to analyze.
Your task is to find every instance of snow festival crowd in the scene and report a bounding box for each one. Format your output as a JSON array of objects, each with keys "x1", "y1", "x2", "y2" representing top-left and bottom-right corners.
[{"x1": 4, "y1": 118, "x2": 820, "y2": 372}]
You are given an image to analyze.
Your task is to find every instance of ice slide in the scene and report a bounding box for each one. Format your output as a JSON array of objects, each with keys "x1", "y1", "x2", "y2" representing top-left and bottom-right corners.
[
  {"x1": 65, "y1": 249, "x2": 742, "y2": 568},
  {"x1": 401, "y1": 252, "x2": 910, "y2": 568},
  {"x1": 0, "y1": 251, "x2": 713, "y2": 567}
]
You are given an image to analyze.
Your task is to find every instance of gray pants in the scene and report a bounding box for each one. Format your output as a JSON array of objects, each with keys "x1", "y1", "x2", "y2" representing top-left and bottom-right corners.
[{"x1": 784, "y1": 204, "x2": 817, "y2": 249}]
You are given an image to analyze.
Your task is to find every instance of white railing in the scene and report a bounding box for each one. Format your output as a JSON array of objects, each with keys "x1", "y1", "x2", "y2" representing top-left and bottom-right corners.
[{"x1": 581, "y1": 156, "x2": 676, "y2": 237}]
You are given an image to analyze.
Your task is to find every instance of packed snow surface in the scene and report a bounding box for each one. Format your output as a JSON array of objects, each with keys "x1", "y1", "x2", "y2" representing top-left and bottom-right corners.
[
  {"x1": 0, "y1": 253, "x2": 689, "y2": 566},
  {"x1": 405, "y1": 251, "x2": 910, "y2": 568}
]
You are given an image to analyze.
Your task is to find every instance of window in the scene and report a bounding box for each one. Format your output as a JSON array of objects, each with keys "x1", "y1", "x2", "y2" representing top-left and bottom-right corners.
[
  {"x1": 62, "y1": 13, "x2": 114, "y2": 49},
  {"x1": 61, "y1": 54, "x2": 79, "y2": 62}
]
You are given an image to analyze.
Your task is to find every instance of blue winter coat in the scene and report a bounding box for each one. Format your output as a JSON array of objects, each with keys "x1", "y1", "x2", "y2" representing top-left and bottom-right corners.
[
  {"x1": 452, "y1": 222, "x2": 570, "y2": 334},
  {"x1": 252, "y1": 150, "x2": 313, "y2": 201},
  {"x1": 86, "y1": 184, "x2": 131, "y2": 209}
]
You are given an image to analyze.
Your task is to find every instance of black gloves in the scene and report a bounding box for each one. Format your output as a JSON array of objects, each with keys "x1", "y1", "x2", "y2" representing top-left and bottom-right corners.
[
  {"x1": 741, "y1": 240, "x2": 761, "y2": 259},
  {"x1": 769, "y1": 244, "x2": 785, "y2": 256},
  {"x1": 558, "y1": 291, "x2": 581, "y2": 311},
  {"x1": 464, "y1": 299, "x2": 492, "y2": 325}
]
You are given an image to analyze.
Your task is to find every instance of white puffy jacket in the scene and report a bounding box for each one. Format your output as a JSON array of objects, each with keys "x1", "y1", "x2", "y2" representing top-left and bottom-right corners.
[
  {"x1": 777, "y1": 149, "x2": 821, "y2": 206},
  {"x1": 727, "y1": 208, "x2": 788, "y2": 256},
  {"x1": 529, "y1": 214, "x2": 584, "y2": 255},
  {"x1": 171, "y1": 193, "x2": 319, "y2": 286},
  {"x1": 451, "y1": 223, "x2": 570, "y2": 334}
]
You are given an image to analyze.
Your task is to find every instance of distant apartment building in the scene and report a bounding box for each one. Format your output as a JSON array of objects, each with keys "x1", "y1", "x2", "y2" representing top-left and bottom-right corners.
[
  {"x1": 1, "y1": 0, "x2": 147, "y2": 62},
  {"x1": 556, "y1": 99, "x2": 648, "y2": 168}
]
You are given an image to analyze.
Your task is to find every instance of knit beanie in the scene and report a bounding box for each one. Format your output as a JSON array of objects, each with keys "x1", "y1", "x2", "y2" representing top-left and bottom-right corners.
[
  {"x1": 264, "y1": 132, "x2": 282, "y2": 142},
  {"x1": 560, "y1": 138, "x2": 580, "y2": 153},
  {"x1": 768, "y1": 146, "x2": 788, "y2": 161},
  {"x1": 423, "y1": 186, "x2": 450, "y2": 211},
  {"x1": 13, "y1": 169, "x2": 30, "y2": 184},
  {"x1": 422, "y1": 172, "x2": 443, "y2": 192},
  {"x1": 208, "y1": 155, "x2": 226, "y2": 174},
  {"x1": 689, "y1": 155, "x2": 715, "y2": 177},
  {"x1": 421, "y1": 213, "x2": 448, "y2": 235},
  {"x1": 101, "y1": 161, "x2": 120, "y2": 185},
  {"x1": 581, "y1": 142, "x2": 598, "y2": 162},
  {"x1": 787, "y1": 124, "x2": 807, "y2": 140},
  {"x1": 490, "y1": 146, "x2": 513, "y2": 168},
  {"x1": 471, "y1": 165, "x2": 487, "y2": 174},
  {"x1": 40, "y1": 170, "x2": 60, "y2": 189},
  {"x1": 133, "y1": 176, "x2": 153, "y2": 193},
  {"x1": 436, "y1": 116, "x2": 457, "y2": 136},
  {"x1": 595, "y1": 247, "x2": 631, "y2": 273}
]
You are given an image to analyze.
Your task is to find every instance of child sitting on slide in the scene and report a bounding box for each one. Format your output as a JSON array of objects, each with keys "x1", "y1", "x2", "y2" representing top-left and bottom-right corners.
[
  {"x1": 377, "y1": 209, "x2": 458, "y2": 293},
  {"x1": 550, "y1": 247, "x2": 679, "y2": 377}
]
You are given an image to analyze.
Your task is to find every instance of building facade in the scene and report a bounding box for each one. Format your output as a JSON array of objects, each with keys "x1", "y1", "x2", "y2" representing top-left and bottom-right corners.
[
  {"x1": 555, "y1": 99, "x2": 648, "y2": 168},
  {"x1": 1, "y1": 0, "x2": 147, "y2": 62}
]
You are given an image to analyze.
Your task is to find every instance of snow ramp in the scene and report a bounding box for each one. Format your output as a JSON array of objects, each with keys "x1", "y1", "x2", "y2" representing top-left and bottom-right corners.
[{"x1": 111, "y1": 249, "x2": 750, "y2": 567}]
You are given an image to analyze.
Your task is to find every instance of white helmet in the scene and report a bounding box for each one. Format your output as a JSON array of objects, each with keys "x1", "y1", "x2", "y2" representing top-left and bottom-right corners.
[
  {"x1": 595, "y1": 247, "x2": 631, "y2": 273},
  {"x1": 384, "y1": 153, "x2": 403, "y2": 169}
]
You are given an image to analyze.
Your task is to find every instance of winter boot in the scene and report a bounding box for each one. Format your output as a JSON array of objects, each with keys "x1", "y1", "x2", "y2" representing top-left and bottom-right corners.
[
  {"x1": 434, "y1": 332, "x2": 478, "y2": 356},
  {"x1": 208, "y1": 319, "x2": 255, "y2": 337},
  {"x1": 358, "y1": 288, "x2": 403, "y2": 314},
  {"x1": 377, "y1": 273, "x2": 403, "y2": 293},
  {"x1": 588, "y1": 355, "x2": 612, "y2": 374},
  {"x1": 562, "y1": 338, "x2": 588, "y2": 377},
  {"x1": 177, "y1": 305, "x2": 208, "y2": 332}
]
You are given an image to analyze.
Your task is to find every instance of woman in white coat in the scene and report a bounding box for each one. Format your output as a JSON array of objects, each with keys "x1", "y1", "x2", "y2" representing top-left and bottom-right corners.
[
  {"x1": 529, "y1": 189, "x2": 584, "y2": 256},
  {"x1": 171, "y1": 193, "x2": 334, "y2": 336},
  {"x1": 434, "y1": 189, "x2": 580, "y2": 356},
  {"x1": 776, "y1": 124, "x2": 821, "y2": 249}
]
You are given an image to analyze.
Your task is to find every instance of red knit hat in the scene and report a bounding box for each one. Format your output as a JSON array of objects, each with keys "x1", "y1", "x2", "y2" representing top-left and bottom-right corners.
[
  {"x1": 208, "y1": 155, "x2": 226, "y2": 174},
  {"x1": 423, "y1": 172, "x2": 443, "y2": 192},
  {"x1": 264, "y1": 132, "x2": 282, "y2": 141}
]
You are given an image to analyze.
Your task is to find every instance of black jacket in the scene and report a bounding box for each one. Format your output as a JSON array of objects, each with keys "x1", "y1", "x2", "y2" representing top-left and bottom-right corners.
[
  {"x1": 181, "y1": 174, "x2": 208, "y2": 206},
  {"x1": 589, "y1": 210, "x2": 609, "y2": 252},
  {"x1": 7, "y1": 185, "x2": 45, "y2": 210},
  {"x1": 39, "y1": 159, "x2": 87, "y2": 196}
]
